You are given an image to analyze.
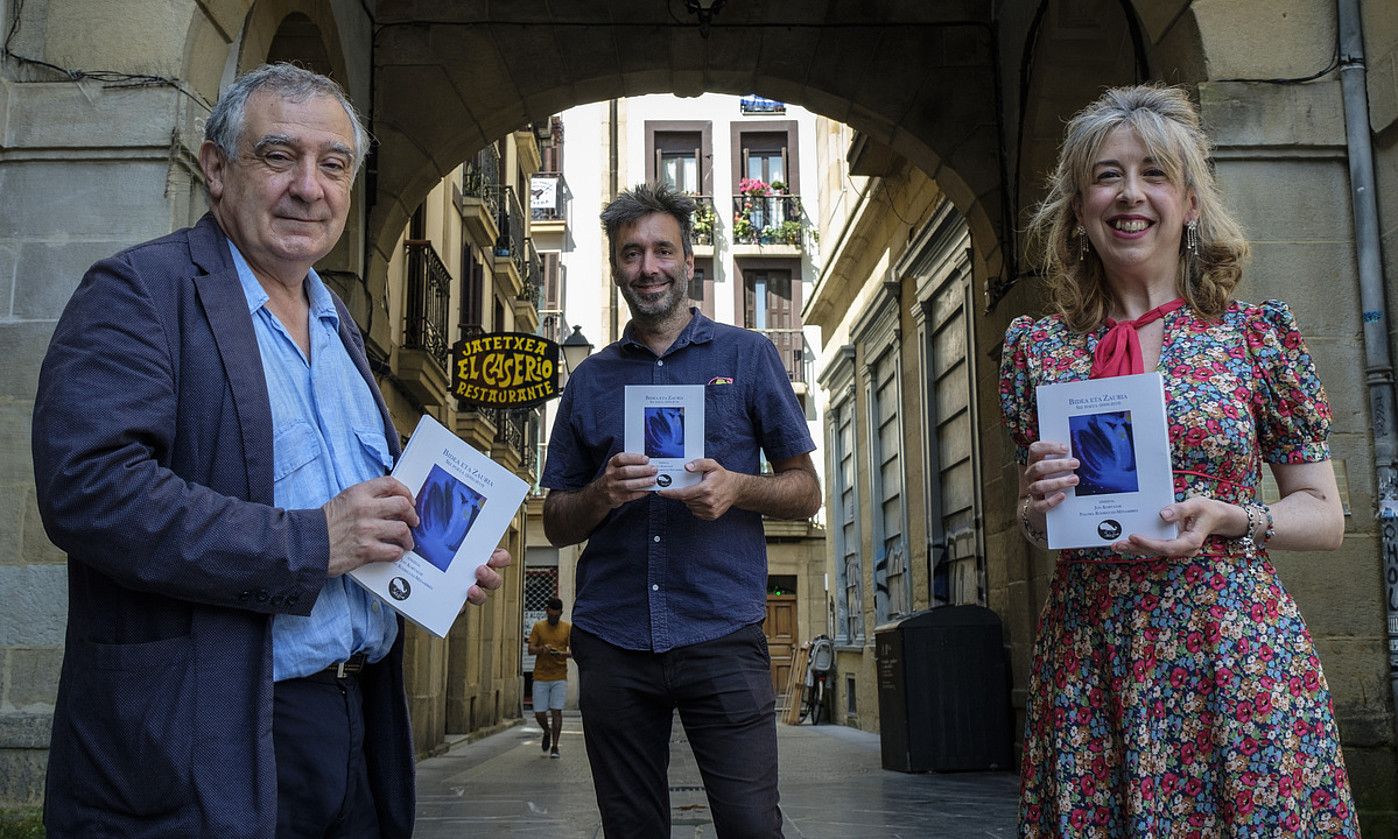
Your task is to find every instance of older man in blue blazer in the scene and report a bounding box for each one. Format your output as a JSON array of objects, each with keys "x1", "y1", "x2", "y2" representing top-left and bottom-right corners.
[{"x1": 31, "y1": 63, "x2": 509, "y2": 838}]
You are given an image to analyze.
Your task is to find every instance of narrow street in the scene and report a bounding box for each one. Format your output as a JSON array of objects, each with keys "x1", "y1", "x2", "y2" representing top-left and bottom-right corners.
[{"x1": 415, "y1": 714, "x2": 1019, "y2": 837}]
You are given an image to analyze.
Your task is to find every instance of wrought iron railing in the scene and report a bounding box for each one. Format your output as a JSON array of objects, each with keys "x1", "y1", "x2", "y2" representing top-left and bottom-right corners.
[
  {"x1": 403, "y1": 239, "x2": 452, "y2": 368},
  {"x1": 690, "y1": 195, "x2": 716, "y2": 246},
  {"x1": 490, "y1": 184, "x2": 526, "y2": 276},
  {"x1": 492, "y1": 407, "x2": 525, "y2": 454},
  {"x1": 755, "y1": 327, "x2": 810, "y2": 385},
  {"x1": 520, "y1": 238, "x2": 543, "y2": 305},
  {"x1": 530, "y1": 172, "x2": 568, "y2": 221},
  {"x1": 731, "y1": 194, "x2": 804, "y2": 246},
  {"x1": 463, "y1": 145, "x2": 502, "y2": 218}
]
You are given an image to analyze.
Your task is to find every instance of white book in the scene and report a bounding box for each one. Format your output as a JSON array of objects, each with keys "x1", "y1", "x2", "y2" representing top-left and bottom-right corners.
[
  {"x1": 350, "y1": 414, "x2": 529, "y2": 637},
  {"x1": 1035, "y1": 372, "x2": 1178, "y2": 550},
  {"x1": 624, "y1": 385, "x2": 705, "y2": 491}
]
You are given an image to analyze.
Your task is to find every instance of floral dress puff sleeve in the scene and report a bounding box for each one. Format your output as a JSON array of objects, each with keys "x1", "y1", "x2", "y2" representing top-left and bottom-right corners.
[
  {"x1": 1245, "y1": 299, "x2": 1332, "y2": 465},
  {"x1": 999, "y1": 315, "x2": 1042, "y2": 466}
]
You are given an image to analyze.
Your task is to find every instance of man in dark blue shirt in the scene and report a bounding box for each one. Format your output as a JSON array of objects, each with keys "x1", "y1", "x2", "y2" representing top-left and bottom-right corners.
[{"x1": 542, "y1": 184, "x2": 820, "y2": 837}]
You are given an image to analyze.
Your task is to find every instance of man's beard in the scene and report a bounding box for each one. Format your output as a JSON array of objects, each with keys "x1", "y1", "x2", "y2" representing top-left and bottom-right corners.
[
  {"x1": 547, "y1": 616, "x2": 560, "y2": 625},
  {"x1": 618, "y1": 263, "x2": 689, "y2": 322}
]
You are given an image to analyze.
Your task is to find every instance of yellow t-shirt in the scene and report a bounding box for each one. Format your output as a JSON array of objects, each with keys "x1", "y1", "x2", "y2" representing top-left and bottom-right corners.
[{"x1": 529, "y1": 619, "x2": 571, "y2": 682}]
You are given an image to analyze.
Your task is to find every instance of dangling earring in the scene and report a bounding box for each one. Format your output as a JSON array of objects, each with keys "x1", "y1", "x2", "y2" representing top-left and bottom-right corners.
[
  {"x1": 1076, "y1": 224, "x2": 1089, "y2": 262},
  {"x1": 1185, "y1": 219, "x2": 1199, "y2": 257}
]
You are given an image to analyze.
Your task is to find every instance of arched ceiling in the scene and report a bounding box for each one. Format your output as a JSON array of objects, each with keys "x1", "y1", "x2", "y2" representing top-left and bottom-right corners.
[{"x1": 368, "y1": 1, "x2": 1007, "y2": 279}]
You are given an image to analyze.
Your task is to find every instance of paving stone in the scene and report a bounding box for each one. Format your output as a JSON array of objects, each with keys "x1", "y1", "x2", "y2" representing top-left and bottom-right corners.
[{"x1": 413, "y1": 712, "x2": 1017, "y2": 837}]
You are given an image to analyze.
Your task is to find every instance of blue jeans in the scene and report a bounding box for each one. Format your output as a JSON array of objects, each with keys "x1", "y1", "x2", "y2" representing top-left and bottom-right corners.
[{"x1": 571, "y1": 623, "x2": 782, "y2": 838}]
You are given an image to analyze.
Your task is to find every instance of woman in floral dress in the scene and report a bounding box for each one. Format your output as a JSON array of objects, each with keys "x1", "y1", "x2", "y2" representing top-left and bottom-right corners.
[{"x1": 1000, "y1": 85, "x2": 1358, "y2": 836}]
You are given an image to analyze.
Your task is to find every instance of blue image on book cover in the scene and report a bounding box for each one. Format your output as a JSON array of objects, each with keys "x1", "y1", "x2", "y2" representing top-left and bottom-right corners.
[
  {"x1": 1069, "y1": 409, "x2": 1139, "y2": 496},
  {"x1": 644, "y1": 406, "x2": 685, "y2": 458},
  {"x1": 411, "y1": 464, "x2": 486, "y2": 572}
]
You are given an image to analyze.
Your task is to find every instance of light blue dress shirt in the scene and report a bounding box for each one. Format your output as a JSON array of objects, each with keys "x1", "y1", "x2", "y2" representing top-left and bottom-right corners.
[{"x1": 229, "y1": 242, "x2": 399, "y2": 680}]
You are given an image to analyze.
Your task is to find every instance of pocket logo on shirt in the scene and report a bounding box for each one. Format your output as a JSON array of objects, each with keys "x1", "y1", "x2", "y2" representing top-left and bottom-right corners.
[{"x1": 707, "y1": 376, "x2": 734, "y2": 386}]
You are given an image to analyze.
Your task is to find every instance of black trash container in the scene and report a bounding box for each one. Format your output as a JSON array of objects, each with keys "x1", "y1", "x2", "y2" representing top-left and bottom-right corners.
[{"x1": 874, "y1": 604, "x2": 1012, "y2": 773}]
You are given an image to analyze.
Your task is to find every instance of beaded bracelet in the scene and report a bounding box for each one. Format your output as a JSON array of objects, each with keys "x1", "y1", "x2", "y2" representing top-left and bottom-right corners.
[
  {"x1": 1235, "y1": 501, "x2": 1274, "y2": 556},
  {"x1": 1019, "y1": 495, "x2": 1049, "y2": 548}
]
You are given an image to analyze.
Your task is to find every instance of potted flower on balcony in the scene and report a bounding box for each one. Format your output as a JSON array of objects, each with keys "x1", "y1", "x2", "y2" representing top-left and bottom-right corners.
[
  {"x1": 738, "y1": 177, "x2": 771, "y2": 196},
  {"x1": 691, "y1": 199, "x2": 716, "y2": 244},
  {"x1": 775, "y1": 218, "x2": 803, "y2": 246},
  {"x1": 733, "y1": 210, "x2": 756, "y2": 243}
]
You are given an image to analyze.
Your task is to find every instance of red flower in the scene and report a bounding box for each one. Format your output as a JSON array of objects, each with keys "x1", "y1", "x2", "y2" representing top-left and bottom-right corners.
[
  {"x1": 1235, "y1": 789, "x2": 1255, "y2": 816},
  {"x1": 1239, "y1": 737, "x2": 1259, "y2": 756},
  {"x1": 1310, "y1": 789, "x2": 1331, "y2": 809}
]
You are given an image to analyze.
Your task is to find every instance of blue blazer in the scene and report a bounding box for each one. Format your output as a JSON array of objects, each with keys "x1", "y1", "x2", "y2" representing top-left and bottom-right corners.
[{"x1": 32, "y1": 214, "x2": 415, "y2": 837}]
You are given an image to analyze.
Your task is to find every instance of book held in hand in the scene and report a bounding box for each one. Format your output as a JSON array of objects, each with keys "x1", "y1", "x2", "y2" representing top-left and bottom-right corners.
[
  {"x1": 1035, "y1": 372, "x2": 1178, "y2": 550},
  {"x1": 350, "y1": 414, "x2": 529, "y2": 637},
  {"x1": 625, "y1": 385, "x2": 705, "y2": 491}
]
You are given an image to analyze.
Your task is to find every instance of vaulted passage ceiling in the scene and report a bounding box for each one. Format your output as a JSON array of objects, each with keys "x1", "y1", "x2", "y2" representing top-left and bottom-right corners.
[{"x1": 368, "y1": 1, "x2": 1006, "y2": 277}]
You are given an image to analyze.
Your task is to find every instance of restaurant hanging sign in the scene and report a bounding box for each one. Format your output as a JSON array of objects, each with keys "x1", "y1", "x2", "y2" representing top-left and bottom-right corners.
[{"x1": 451, "y1": 332, "x2": 561, "y2": 408}]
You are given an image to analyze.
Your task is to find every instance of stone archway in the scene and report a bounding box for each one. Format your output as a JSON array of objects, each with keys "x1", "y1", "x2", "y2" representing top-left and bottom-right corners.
[{"x1": 366, "y1": 4, "x2": 1008, "y2": 312}]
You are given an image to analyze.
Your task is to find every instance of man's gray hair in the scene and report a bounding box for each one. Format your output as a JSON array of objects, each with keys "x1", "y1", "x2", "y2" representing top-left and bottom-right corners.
[
  {"x1": 600, "y1": 184, "x2": 696, "y2": 266},
  {"x1": 203, "y1": 63, "x2": 370, "y2": 175}
]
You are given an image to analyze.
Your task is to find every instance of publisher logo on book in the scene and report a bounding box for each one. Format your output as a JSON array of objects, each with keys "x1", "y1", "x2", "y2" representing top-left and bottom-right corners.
[
  {"x1": 388, "y1": 577, "x2": 411, "y2": 601},
  {"x1": 1096, "y1": 520, "x2": 1122, "y2": 540}
]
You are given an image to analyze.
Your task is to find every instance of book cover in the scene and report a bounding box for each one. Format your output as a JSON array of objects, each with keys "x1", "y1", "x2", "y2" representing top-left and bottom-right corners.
[
  {"x1": 1035, "y1": 372, "x2": 1178, "y2": 550},
  {"x1": 624, "y1": 385, "x2": 705, "y2": 491},
  {"x1": 349, "y1": 414, "x2": 529, "y2": 637}
]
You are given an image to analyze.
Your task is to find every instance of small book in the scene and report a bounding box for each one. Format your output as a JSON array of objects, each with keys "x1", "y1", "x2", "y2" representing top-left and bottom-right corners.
[
  {"x1": 624, "y1": 385, "x2": 705, "y2": 491},
  {"x1": 1035, "y1": 372, "x2": 1178, "y2": 550},
  {"x1": 350, "y1": 414, "x2": 529, "y2": 637}
]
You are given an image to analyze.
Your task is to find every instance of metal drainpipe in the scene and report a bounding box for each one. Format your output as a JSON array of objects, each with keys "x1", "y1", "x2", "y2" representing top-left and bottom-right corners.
[{"x1": 1336, "y1": 0, "x2": 1398, "y2": 749}]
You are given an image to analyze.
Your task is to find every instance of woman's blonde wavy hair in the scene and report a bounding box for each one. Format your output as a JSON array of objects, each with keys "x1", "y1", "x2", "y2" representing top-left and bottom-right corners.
[{"x1": 1027, "y1": 84, "x2": 1250, "y2": 331}]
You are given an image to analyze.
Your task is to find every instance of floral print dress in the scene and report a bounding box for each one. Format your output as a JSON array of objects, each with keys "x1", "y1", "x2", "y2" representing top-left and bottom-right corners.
[{"x1": 999, "y1": 300, "x2": 1358, "y2": 837}]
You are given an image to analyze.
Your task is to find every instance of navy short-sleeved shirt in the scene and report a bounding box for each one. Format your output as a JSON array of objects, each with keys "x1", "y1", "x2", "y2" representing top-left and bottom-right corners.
[{"x1": 542, "y1": 309, "x2": 815, "y2": 652}]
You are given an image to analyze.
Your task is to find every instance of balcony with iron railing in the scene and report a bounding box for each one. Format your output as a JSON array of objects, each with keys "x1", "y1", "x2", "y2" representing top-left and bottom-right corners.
[
  {"x1": 514, "y1": 237, "x2": 543, "y2": 333},
  {"x1": 529, "y1": 172, "x2": 568, "y2": 223},
  {"x1": 755, "y1": 327, "x2": 812, "y2": 392},
  {"x1": 489, "y1": 184, "x2": 527, "y2": 297},
  {"x1": 731, "y1": 194, "x2": 805, "y2": 254},
  {"x1": 400, "y1": 239, "x2": 453, "y2": 406},
  {"x1": 690, "y1": 195, "x2": 716, "y2": 253},
  {"x1": 458, "y1": 145, "x2": 503, "y2": 247}
]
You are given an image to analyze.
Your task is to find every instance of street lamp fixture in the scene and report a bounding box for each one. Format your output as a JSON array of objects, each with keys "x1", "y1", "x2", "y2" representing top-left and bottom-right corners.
[{"x1": 561, "y1": 325, "x2": 594, "y2": 375}]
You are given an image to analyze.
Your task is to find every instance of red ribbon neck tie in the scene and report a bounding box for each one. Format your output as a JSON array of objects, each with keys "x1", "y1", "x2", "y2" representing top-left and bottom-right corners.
[{"x1": 1090, "y1": 297, "x2": 1185, "y2": 379}]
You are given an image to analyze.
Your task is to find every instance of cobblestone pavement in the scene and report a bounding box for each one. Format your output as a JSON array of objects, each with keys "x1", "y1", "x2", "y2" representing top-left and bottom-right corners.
[{"x1": 415, "y1": 712, "x2": 1019, "y2": 837}]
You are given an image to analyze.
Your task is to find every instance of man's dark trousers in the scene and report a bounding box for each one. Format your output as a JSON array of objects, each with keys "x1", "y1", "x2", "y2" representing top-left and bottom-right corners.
[
  {"x1": 572, "y1": 623, "x2": 783, "y2": 837},
  {"x1": 273, "y1": 674, "x2": 381, "y2": 838}
]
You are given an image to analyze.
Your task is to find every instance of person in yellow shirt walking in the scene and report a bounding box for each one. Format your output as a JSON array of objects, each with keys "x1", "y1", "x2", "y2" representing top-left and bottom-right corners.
[{"x1": 528, "y1": 597, "x2": 571, "y2": 758}]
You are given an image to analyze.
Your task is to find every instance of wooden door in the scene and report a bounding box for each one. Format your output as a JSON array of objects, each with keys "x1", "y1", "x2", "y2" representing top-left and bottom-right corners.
[{"x1": 763, "y1": 595, "x2": 797, "y2": 696}]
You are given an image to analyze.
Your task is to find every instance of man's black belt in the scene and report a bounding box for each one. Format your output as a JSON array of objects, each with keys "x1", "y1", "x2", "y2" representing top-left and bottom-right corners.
[{"x1": 314, "y1": 652, "x2": 368, "y2": 680}]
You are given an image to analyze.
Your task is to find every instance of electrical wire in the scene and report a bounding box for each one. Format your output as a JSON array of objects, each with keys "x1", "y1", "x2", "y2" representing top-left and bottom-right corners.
[
  {"x1": 3, "y1": 0, "x2": 211, "y2": 111},
  {"x1": 1215, "y1": 48, "x2": 1339, "y2": 85}
]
